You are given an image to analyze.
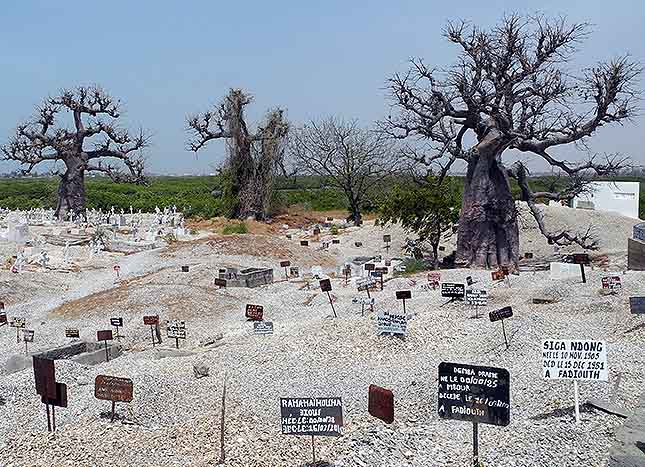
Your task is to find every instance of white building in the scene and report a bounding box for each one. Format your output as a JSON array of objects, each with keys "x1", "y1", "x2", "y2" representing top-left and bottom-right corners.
[{"x1": 572, "y1": 181, "x2": 640, "y2": 219}]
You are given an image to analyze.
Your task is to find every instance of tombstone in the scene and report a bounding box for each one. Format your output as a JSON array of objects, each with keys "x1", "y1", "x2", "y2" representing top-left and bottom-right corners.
[{"x1": 549, "y1": 262, "x2": 581, "y2": 280}]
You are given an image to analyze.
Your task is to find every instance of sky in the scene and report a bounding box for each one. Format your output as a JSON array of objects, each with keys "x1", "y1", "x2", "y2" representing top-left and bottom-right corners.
[{"x1": 1, "y1": 0, "x2": 643, "y2": 175}]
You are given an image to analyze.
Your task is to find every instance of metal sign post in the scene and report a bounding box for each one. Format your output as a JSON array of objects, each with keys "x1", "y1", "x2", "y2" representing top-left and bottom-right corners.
[
  {"x1": 97, "y1": 330, "x2": 113, "y2": 362},
  {"x1": 143, "y1": 315, "x2": 159, "y2": 347},
  {"x1": 489, "y1": 307, "x2": 513, "y2": 349},
  {"x1": 111, "y1": 317, "x2": 123, "y2": 340},
  {"x1": 396, "y1": 290, "x2": 412, "y2": 315},
  {"x1": 320, "y1": 279, "x2": 337, "y2": 318},
  {"x1": 571, "y1": 253, "x2": 590, "y2": 284},
  {"x1": 438, "y1": 362, "x2": 510, "y2": 467},
  {"x1": 280, "y1": 261, "x2": 291, "y2": 281}
]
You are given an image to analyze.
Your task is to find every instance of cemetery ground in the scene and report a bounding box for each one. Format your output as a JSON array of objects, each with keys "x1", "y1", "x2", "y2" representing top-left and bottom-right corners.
[{"x1": 0, "y1": 204, "x2": 644, "y2": 466}]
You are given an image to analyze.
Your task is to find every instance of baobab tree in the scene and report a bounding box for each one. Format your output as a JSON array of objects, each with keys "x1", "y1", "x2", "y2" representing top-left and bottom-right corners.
[
  {"x1": 187, "y1": 89, "x2": 289, "y2": 220},
  {"x1": 381, "y1": 15, "x2": 640, "y2": 268},
  {"x1": 289, "y1": 117, "x2": 398, "y2": 225},
  {"x1": 2, "y1": 86, "x2": 148, "y2": 220}
]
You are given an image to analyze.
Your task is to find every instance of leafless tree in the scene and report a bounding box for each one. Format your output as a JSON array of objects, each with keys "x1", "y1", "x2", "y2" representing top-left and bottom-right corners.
[
  {"x1": 2, "y1": 85, "x2": 148, "y2": 220},
  {"x1": 187, "y1": 89, "x2": 288, "y2": 220},
  {"x1": 380, "y1": 14, "x2": 640, "y2": 268},
  {"x1": 290, "y1": 117, "x2": 399, "y2": 225}
]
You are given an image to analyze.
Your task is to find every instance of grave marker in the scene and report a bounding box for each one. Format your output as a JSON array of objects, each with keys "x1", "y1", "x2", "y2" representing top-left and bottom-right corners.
[
  {"x1": 22, "y1": 329, "x2": 34, "y2": 355},
  {"x1": 601, "y1": 276, "x2": 622, "y2": 293},
  {"x1": 629, "y1": 297, "x2": 645, "y2": 314},
  {"x1": 570, "y1": 253, "x2": 590, "y2": 283},
  {"x1": 354, "y1": 241, "x2": 363, "y2": 247},
  {"x1": 97, "y1": 330, "x2": 113, "y2": 362},
  {"x1": 166, "y1": 320, "x2": 186, "y2": 348},
  {"x1": 542, "y1": 339, "x2": 608, "y2": 424},
  {"x1": 41, "y1": 382, "x2": 67, "y2": 432},
  {"x1": 213, "y1": 278, "x2": 227, "y2": 288},
  {"x1": 466, "y1": 276, "x2": 474, "y2": 286},
  {"x1": 245, "y1": 304, "x2": 264, "y2": 321},
  {"x1": 465, "y1": 289, "x2": 487, "y2": 318},
  {"x1": 438, "y1": 362, "x2": 510, "y2": 466},
  {"x1": 253, "y1": 321, "x2": 274, "y2": 336},
  {"x1": 280, "y1": 260, "x2": 291, "y2": 280},
  {"x1": 383, "y1": 234, "x2": 391, "y2": 253},
  {"x1": 65, "y1": 328, "x2": 80, "y2": 339},
  {"x1": 113, "y1": 265, "x2": 121, "y2": 279},
  {"x1": 0, "y1": 311, "x2": 7, "y2": 326},
  {"x1": 332, "y1": 239, "x2": 340, "y2": 244},
  {"x1": 489, "y1": 306, "x2": 513, "y2": 349},
  {"x1": 9, "y1": 317, "x2": 26, "y2": 343},
  {"x1": 280, "y1": 397, "x2": 343, "y2": 464},
  {"x1": 368, "y1": 384, "x2": 394, "y2": 424},
  {"x1": 319, "y1": 279, "x2": 337, "y2": 318},
  {"x1": 395, "y1": 290, "x2": 411, "y2": 315},
  {"x1": 95, "y1": 375, "x2": 134, "y2": 422},
  {"x1": 427, "y1": 272, "x2": 441, "y2": 289},
  {"x1": 181, "y1": 265, "x2": 190, "y2": 273},
  {"x1": 33, "y1": 357, "x2": 58, "y2": 432},
  {"x1": 110, "y1": 317, "x2": 123, "y2": 339},
  {"x1": 441, "y1": 283, "x2": 465, "y2": 306},
  {"x1": 377, "y1": 310, "x2": 407, "y2": 336},
  {"x1": 143, "y1": 315, "x2": 159, "y2": 347},
  {"x1": 300, "y1": 240, "x2": 309, "y2": 247}
]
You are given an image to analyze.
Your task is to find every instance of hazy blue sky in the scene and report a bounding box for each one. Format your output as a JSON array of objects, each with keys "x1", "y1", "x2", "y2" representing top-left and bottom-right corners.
[{"x1": 1, "y1": 1, "x2": 643, "y2": 175}]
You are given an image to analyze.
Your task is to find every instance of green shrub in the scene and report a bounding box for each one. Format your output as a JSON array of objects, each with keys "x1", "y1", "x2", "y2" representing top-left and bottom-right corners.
[
  {"x1": 222, "y1": 222, "x2": 248, "y2": 235},
  {"x1": 330, "y1": 225, "x2": 339, "y2": 235}
]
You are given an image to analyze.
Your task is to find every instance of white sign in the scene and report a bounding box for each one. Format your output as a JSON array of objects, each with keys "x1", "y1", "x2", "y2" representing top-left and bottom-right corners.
[
  {"x1": 166, "y1": 320, "x2": 186, "y2": 339},
  {"x1": 9, "y1": 317, "x2": 26, "y2": 328},
  {"x1": 353, "y1": 297, "x2": 375, "y2": 306},
  {"x1": 377, "y1": 310, "x2": 407, "y2": 336},
  {"x1": 549, "y1": 262, "x2": 581, "y2": 280},
  {"x1": 542, "y1": 339, "x2": 608, "y2": 381},
  {"x1": 465, "y1": 289, "x2": 488, "y2": 307}
]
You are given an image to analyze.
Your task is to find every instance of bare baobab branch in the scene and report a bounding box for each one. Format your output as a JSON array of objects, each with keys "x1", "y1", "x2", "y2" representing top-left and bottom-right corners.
[{"x1": 1, "y1": 85, "x2": 149, "y2": 219}]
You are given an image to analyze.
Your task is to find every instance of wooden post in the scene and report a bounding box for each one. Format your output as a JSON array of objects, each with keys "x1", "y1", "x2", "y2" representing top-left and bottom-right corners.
[
  {"x1": 580, "y1": 264, "x2": 586, "y2": 284},
  {"x1": 311, "y1": 435, "x2": 316, "y2": 465},
  {"x1": 402, "y1": 299, "x2": 407, "y2": 316},
  {"x1": 24, "y1": 339, "x2": 28, "y2": 356},
  {"x1": 16, "y1": 327, "x2": 20, "y2": 344},
  {"x1": 175, "y1": 337, "x2": 179, "y2": 349},
  {"x1": 284, "y1": 267, "x2": 288, "y2": 281},
  {"x1": 111, "y1": 401, "x2": 116, "y2": 422},
  {"x1": 574, "y1": 381, "x2": 580, "y2": 424},
  {"x1": 52, "y1": 405, "x2": 56, "y2": 432},
  {"x1": 104, "y1": 340, "x2": 110, "y2": 362},
  {"x1": 150, "y1": 325, "x2": 156, "y2": 347}
]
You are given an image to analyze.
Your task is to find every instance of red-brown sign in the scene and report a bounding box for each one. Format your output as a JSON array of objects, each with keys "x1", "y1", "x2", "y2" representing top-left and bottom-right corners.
[
  {"x1": 95, "y1": 375, "x2": 134, "y2": 402},
  {"x1": 213, "y1": 278, "x2": 227, "y2": 287},
  {"x1": 368, "y1": 384, "x2": 394, "y2": 424},
  {"x1": 143, "y1": 315, "x2": 159, "y2": 326},
  {"x1": 0, "y1": 313, "x2": 6, "y2": 324},
  {"x1": 33, "y1": 356, "x2": 56, "y2": 399},
  {"x1": 41, "y1": 382, "x2": 68, "y2": 408},
  {"x1": 97, "y1": 330, "x2": 113, "y2": 342},
  {"x1": 279, "y1": 260, "x2": 291, "y2": 268},
  {"x1": 491, "y1": 270, "x2": 505, "y2": 281},
  {"x1": 245, "y1": 304, "x2": 264, "y2": 321}
]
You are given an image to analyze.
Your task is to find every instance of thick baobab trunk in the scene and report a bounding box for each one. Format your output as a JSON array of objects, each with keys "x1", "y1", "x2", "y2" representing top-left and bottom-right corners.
[
  {"x1": 348, "y1": 198, "x2": 362, "y2": 226},
  {"x1": 55, "y1": 158, "x2": 86, "y2": 221},
  {"x1": 455, "y1": 148, "x2": 519, "y2": 269}
]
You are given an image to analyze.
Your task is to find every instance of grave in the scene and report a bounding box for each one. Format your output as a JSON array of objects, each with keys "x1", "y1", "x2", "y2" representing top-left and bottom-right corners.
[
  {"x1": 217, "y1": 267, "x2": 274, "y2": 288},
  {"x1": 15, "y1": 341, "x2": 122, "y2": 371}
]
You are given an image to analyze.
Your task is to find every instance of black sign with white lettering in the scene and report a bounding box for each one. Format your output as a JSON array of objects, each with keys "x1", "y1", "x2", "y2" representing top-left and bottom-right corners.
[
  {"x1": 253, "y1": 321, "x2": 274, "y2": 336},
  {"x1": 396, "y1": 290, "x2": 411, "y2": 300},
  {"x1": 65, "y1": 328, "x2": 80, "y2": 338},
  {"x1": 489, "y1": 306, "x2": 513, "y2": 322},
  {"x1": 441, "y1": 283, "x2": 465, "y2": 299},
  {"x1": 320, "y1": 279, "x2": 332, "y2": 292},
  {"x1": 110, "y1": 317, "x2": 123, "y2": 327},
  {"x1": 466, "y1": 276, "x2": 474, "y2": 286},
  {"x1": 383, "y1": 235, "x2": 391, "y2": 243},
  {"x1": 300, "y1": 240, "x2": 309, "y2": 247},
  {"x1": 630, "y1": 297, "x2": 645, "y2": 315},
  {"x1": 437, "y1": 362, "x2": 510, "y2": 427},
  {"x1": 280, "y1": 260, "x2": 291, "y2": 268},
  {"x1": 332, "y1": 239, "x2": 340, "y2": 244},
  {"x1": 280, "y1": 397, "x2": 343, "y2": 437},
  {"x1": 364, "y1": 263, "x2": 375, "y2": 271}
]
